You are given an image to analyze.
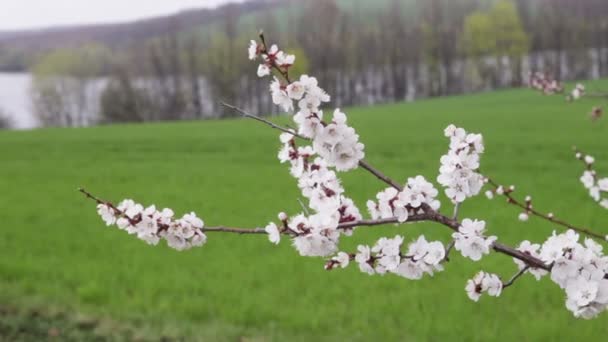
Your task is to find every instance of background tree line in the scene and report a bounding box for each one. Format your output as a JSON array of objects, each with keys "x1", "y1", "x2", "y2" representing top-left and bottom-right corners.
[{"x1": 23, "y1": 0, "x2": 608, "y2": 127}]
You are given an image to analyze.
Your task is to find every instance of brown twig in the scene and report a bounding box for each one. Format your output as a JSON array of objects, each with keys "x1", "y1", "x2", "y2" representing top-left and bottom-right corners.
[
  {"x1": 220, "y1": 102, "x2": 307, "y2": 140},
  {"x1": 78, "y1": 187, "x2": 104, "y2": 204},
  {"x1": 358, "y1": 160, "x2": 403, "y2": 191},
  {"x1": 204, "y1": 226, "x2": 266, "y2": 234},
  {"x1": 442, "y1": 240, "x2": 455, "y2": 263},
  {"x1": 503, "y1": 266, "x2": 530, "y2": 288},
  {"x1": 484, "y1": 176, "x2": 605, "y2": 241}
]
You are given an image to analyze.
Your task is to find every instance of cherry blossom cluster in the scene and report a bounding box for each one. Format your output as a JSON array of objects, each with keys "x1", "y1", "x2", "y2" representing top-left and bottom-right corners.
[
  {"x1": 437, "y1": 124, "x2": 485, "y2": 203},
  {"x1": 95, "y1": 199, "x2": 206, "y2": 251},
  {"x1": 366, "y1": 176, "x2": 440, "y2": 223},
  {"x1": 528, "y1": 75, "x2": 604, "y2": 121},
  {"x1": 576, "y1": 150, "x2": 608, "y2": 209},
  {"x1": 352, "y1": 235, "x2": 445, "y2": 280},
  {"x1": 513, "y1": 240, "x2": 548, "y2": 280},
  {"x1": 528, "y1": 71, "x2": 563, "y2": 95},
  {"x1": 465, "y1": 271, "x2": 503, "y2": 301},
  {"x1": 536, "y1": 230, "x2": 608, "y2": 319},
  {"x1": 453, "y1": 219, "x2": 497, "y2": 261},
  {"x1": 249, "y1": 40, "x2": 294, "y2": 78},
  {"x1": 249, "y1": 39, "x2": 364, "y2": 172},
  {"x1": 81, "y1": 32, "x2": 608, "y2": 321},
  {"x1": 275, "y1": 131, "x2": 362, "y2": 256}
]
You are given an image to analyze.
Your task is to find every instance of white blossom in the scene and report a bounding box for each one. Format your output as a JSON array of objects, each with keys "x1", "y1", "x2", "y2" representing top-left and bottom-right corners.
[
  {"x1": 312, "y1": 109, "x2": 365, "y2": 171},
  {"x1": 453, "y1": 219, "x2": 496, "y2": 261},
  {"x1": 513, "y1": 240, "x2": 547, "y2": 280},
  {"x1": 437, "y1": 125, "x2": 485, "y2": 203},
  {"x1": 577, "y1": 155, "x2": 607, "y2": 208},
  {"x1": 278, "y1": 212, "x2": 288, "y2": 221},
  {"x1": 286, "y1": 81, "x2": 306, "y2": 100},
  {"x1": 530, "y1": 229, "x2": 608, "y2": 318},
  {"x1": 257, "y1": 64, "x2": 271, "y2": 77},
  {"x1": 96, "y1": 204, "x2": 116, "y2": 226},
  {"x1": 518, "y1": 212, "x2": 529, "y2": 222},
  {"x1": 333, "y1": 252, "x2": 350, "y2": 268},
  {"x1": 265, "y1": 222, "x2": 281, "y2": 245},
  {"x1": 248, "y1": 40, "x2": 258, "y2": 60},
  {"x1": 367, "y1": 176, "x2": 441, "y2": 222},
  {"x1": 270, "y1": 77, "x2": 293, "y2": 112},
  {"x1": 275, "y1": 51, "x2": 295, "y2": 67},
  {"x1": 465, "y1": 271, "x2": 503, "y2": 302},
  {"x1": 355, "y1": 245, "x2": 375, "y2": 275},
  {"x1": 97, "y1": 199, "x2": 207, "y2": 251},
  {"x1": 570, "y1": 83, "x2": 585, "y2": 100}
]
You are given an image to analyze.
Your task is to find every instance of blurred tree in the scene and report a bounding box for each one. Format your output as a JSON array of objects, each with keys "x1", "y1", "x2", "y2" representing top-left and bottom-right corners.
[
  {"x1": 200, "y1": 31, "x2": 246, "y2": 117},
  {"x1": 463, "y1": 0, "x2": 529, "y2": 87},
  {"x1": 30, "y1": 44, "x2": 110, "y2": 127},
  {"x1": 185, "y1": 35, "x2": 204, "y2": 119},
  {"x1": 421, "y1": 0, "x2": 476, "y2": 95},
  {"x1": 145, "y1": 24, "x2": 188, "y2": 121},
  {"x1": 296, "y1": 0, "x2": 343, "y2": 87},
  {"x1": 99, "y1": 69, "x2": 152, "y2": 123},
  {"x1": 0, "y1": 107, "x2": 12, "y2": 129}
]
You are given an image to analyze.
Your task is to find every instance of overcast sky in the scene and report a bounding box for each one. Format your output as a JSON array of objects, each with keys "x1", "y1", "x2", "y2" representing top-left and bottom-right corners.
[{"x1": 0, "y1": 0, "x2": 245, "y2": 31}]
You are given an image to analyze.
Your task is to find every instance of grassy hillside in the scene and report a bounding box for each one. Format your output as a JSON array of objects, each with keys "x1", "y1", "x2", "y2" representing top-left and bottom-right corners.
[{"x1": 0, "y1": 83, "x2": 607, "y2": 341}]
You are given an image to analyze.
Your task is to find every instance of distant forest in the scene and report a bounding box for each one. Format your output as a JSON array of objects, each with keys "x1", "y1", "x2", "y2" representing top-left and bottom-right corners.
[{"x1": 3, "y1": 0, "x2": 608, "y2": 127}]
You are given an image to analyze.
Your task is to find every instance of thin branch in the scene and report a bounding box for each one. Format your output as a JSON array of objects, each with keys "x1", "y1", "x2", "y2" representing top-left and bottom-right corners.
[
  {"x1": 424, "y1": 206, "x2": 552, "y2": 270},
  {"x1": 79, "y1": 187, "x2": 104, "y2": 204},
  {"x1": 297, "y1": 198, "x2": 310, "y2": 216},
  {"x1": 204, "y1": 226, "x2": 266, "y2": 234},
  {"x1": 503, "y1": 266, "x2": 530, "y2": 288},
  {"x1": 442, "y1": 240, "x2": 455, "y2": 263},
  {"x1": 573, "y1": 146, "x2": 595, "y2": 172},
  {"x1": 452, "y1": 202, "x2": 461, "y2": 220},
  {"x1": 220, "y1": 102, "x2": 308, "y2": 140},
  {"x1": 484, "y1": 176, "x2": 606, "y2": 241},
  {"x1": 358, "y1": 160, "x2": 403, "y2": 191}
]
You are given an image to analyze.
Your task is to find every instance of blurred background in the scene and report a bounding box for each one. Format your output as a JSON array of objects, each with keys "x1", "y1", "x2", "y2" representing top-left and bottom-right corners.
[
  {"x1": 1, "y1": 0, "x2": 608, "y2": 129},
  {"x1": 1, "y1": 1, "x2": 608, "y2": 341}
]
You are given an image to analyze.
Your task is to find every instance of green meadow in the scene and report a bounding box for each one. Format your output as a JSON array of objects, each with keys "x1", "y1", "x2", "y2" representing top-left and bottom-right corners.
[{"x1": 0, "y1": 83, "x2": 607, "y2": 341}]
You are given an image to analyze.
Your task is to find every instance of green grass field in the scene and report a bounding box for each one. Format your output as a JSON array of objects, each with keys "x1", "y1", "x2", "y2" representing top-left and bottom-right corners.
[{"x1": 1, "y1": 83, "x2": 607, "y2": 341}]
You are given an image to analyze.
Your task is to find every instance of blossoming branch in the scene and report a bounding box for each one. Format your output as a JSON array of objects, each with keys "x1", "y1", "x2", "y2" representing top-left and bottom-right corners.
[
  {"x1": 483, "y1": 177, "x2": 607, "y2": 240},
  {"x1": 528, "y1": 71, "x2": 607, "y2": 122},
  {"x1": 80, "y1": 32, "x2": 608, "y2": 320},
  {"x1": 575, "y1": 147, "x2": 608, "y2": 209}
]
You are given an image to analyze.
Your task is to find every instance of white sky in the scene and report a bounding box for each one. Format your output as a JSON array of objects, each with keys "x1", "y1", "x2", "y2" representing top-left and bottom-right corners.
[{"x1": 0, "y1": 0, "x2": 245, "y2": 31}]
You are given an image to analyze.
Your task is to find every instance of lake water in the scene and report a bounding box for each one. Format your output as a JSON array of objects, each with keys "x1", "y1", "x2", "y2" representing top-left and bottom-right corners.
[{"x1": 0, "y1": 72, "x2": 36, "y2": 129}]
